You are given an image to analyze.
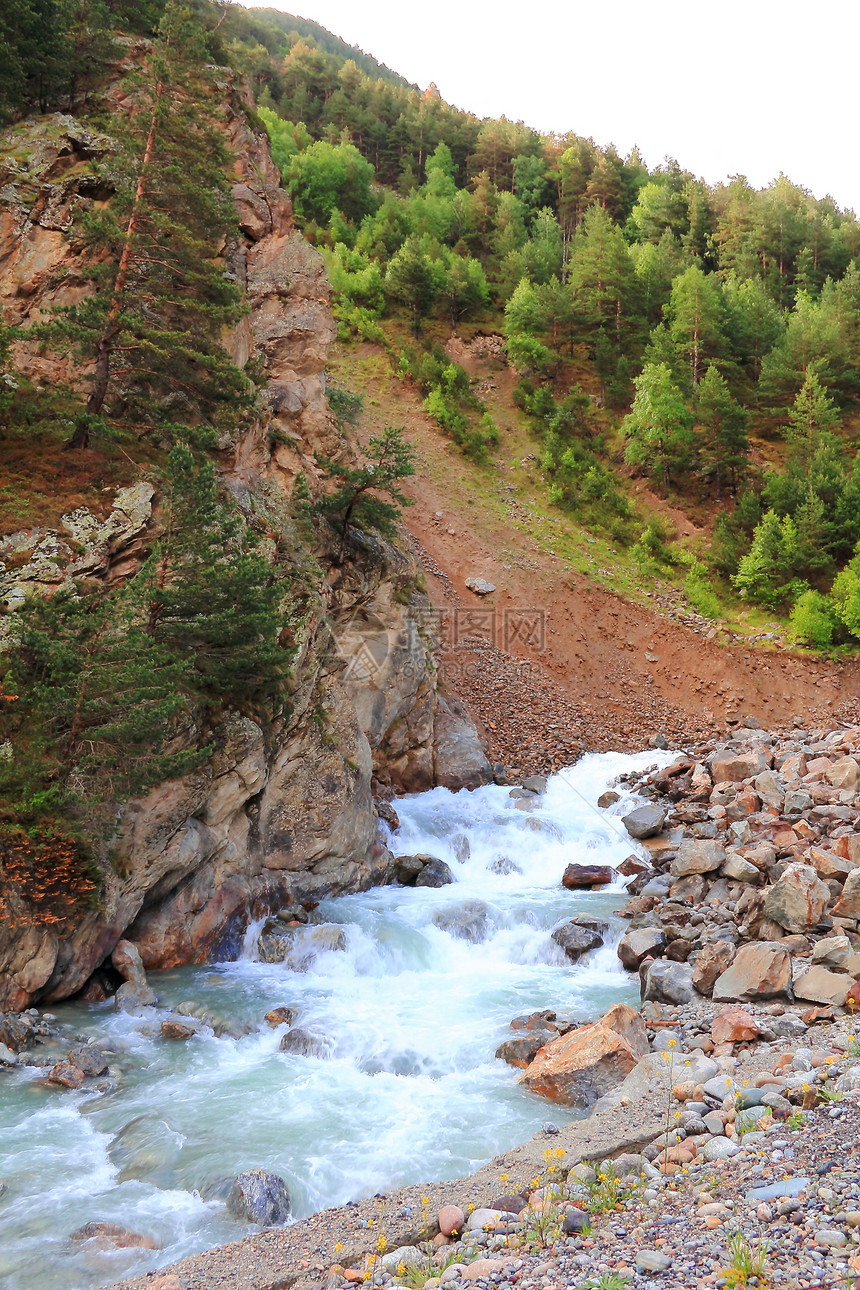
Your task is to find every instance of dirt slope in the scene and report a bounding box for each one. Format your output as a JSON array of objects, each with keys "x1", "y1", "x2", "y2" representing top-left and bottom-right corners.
[{"x1": 329, "y1": 340, "x2": 860, "y2": 775}]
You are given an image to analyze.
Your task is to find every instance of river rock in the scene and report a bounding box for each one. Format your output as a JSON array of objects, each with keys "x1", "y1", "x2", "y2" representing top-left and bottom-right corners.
[
  {"x1": 793, "y1": 965, "x2": 850, "y2": 1006},
  {"x1": 109, "y1": 1114, "x2": 183, "y2": 1184},
  {"x1": 710, "y1": 747, "x2": 772, "y2": 782},
  {"x1": 670, "y1": 839, "x2": 725, "y2": 877},
  {"x1": 394, "y1": 854, "x2": 427, "y2": 885},
  {"x1": 711, "y1": 1006, "x2": 760, "y2": 1045},
  {"x1": 114, "y1": 980, "x2": 157, "y2": 1009},
  {"x1": 621, "y1": 805, "x2": 666, "y2": 840},
  {"x1": 381, "y1": 1245, "x2": 423, "y2": 1273},
  {"x1": 641, "y1": 959, "x2": 695, "y2": 1004},
  {"x1": 279, "y1": 1028, "x2": 331, "y2": 1058},
  {"x1": 160, "y1": 1018, "x2": 200, "y2": 1040},
  {"x1": 226, "y1": 1168, "x2": 291, "y2": 1226},
  {"x1": 70, "y1": 1221, "x2": 159, "y2": 1250},
  {"x1": 264, "y1": 1006, "x2": 295, "y2": 1027},
  {"x1": 712, "y1": 942, "x2": 791, "y2": 1001},
  {"x1": 551, "y1": 921, "x2": 604, "y2": 961},
  {"x1": 561, "y1": 863, "x2": 614, "y2": 889},
  {"x1": 415, "y1": 857, "x2": 455, "y2": 887},
  {"x1": 48, "y1": 1060, "x2": 85, "y2": 1089},
  {"x1": 831, "y1": 867, "x2": 860, "y2": 918},
  {"x1": 617, "y1": 928, "x2": 666, "y2": 970},
  {"x1": 433, "y1": 901, "x2": 490, "y2": 944},
  {"x1": 438, "y1": 1204, "x2": 465, "y2": 1236},
  {"x1": 691, "y1": 942, "x2": 736, "y2": 996},
  {"x1": 67, "y1": 1045, "x2": 109, "y2": 1076},
  {"x1": 764, "y1": 863, "x2": 830, "y2": 932},
  {"x1": 598, "y1": 791, "x2": 620, "y2": 809},
  {"x1": 111, "y1": 939, "x2": 148, "y2": 987},
  {"x1": 258, "y1": 923, "x2": 347, "y2": 968},
  {"x1": 518, "y1": 1004, "x2": 647, "y2": 1108}
]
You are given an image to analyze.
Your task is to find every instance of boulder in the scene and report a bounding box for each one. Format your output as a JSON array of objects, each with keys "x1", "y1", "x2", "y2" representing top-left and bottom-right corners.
[
  {"x1": 465, "y1": 577, "x2": 495, "y2": 596},
  {"x1": 670, "y1": 839, "x2": 725, "y2": 877},
  {"x1": 812, "y1": 935, "x2": 852, "y2": 968},
  {"x1": 598, "y1": 791, "x2": 620, "y2": 809},
  {"x1": 264, "y1": 1006, "x2": 295, "y2": 1028},
  {"x1": 641, "y1": 959, "x2": 695, "y2": 1005},
  {"x1": 721, "y1": 853, "x2": 761, "y2": 885},
  {"x1": 258, "y1": 923, "x2": 347, "y2": 969},
  {"x1": 710, "y1": 748, "x2": 772, "y2": 782},
  {"x1": 226, "y1": 1169, "x2": 291, "y2": 1226},
  {"x1": 518, "y1": 1004, "x2": 647, "y2": 1108},
  {"x1": 562, "y1": 864, "x2": 614, "y2": 889},
  {"x1": 68, "y1": 1044, "x2": 108, "y2": 1077},
  {"x1": 160, "y1": 1019, "x2": 200, "y2": 1041},
  {"x1": 415, "y1": 857, "x2": 455, "y2": 888},
  {"x1": 279, "y1": 1028, "x2": 331, "y2": 1058},
  {"x1": 809, "y1": 850, "x2": 857, "y2": 883},
  {"x1": 711, "y1": 1007, "x2": 761, "y2": 1045},
  {"x1": 394, "y1": 854, "x2": 426, "y2": 885},
  {"x1": 551, "y1": 922, "x2": 604, "y2": 961},
  {"x1": 691, "y1": 942, "x2": 736, "y2": 996},
  {"x1": 712, "y1": 942, "x2": 792, "y2": 1002},
  {"x1": 764, "y1": 863, "x2": 830, "y2": 933},
  {"x1": 793, "y1": 966, "x2": 850, "y2": 1007},
  {"x1": 111, "y1": 939, "x2": 148, "y2": 987},
  {"x1": 438, "y1": 1204, "x2": 465, "y2": 1237},
  {"x1": 617, "y1": 927, "x2": 666, "y2": 970},
  {"x1": 832, "y1": 867, "x2": 860, "y2": 919},
  {"x1": 48, "y1": 1060, "x2": 85, "y2": 1089},
  {"x1": 621, "y1": 805, "x2": 666, "y2": 840},
  {"x1": 496, "y1": 1032, "x2": 555, "y2": 1068},
  {"x1": 433, "y1": 901, "x2": 490, "y2": 944},
  {"x1": 825, "y1": 756, "x2": 860, "y2": 791},
  {"x1": 69, "y1": 1222, "x2": 159, "y2": 1250}
]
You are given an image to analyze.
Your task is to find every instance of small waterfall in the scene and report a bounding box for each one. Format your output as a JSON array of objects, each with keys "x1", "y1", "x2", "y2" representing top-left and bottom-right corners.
[{"x1": 0, "y1": 749, "x2": 673, "y2": 1290}]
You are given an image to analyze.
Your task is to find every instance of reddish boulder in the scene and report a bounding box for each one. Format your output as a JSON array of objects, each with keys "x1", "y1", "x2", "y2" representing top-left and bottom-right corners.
[
  {"x1": 562, "y1": 864, "x2": 614, "y2": 889},
  {"x1": 711, "y1": 1007, "x2": 761, "y2": 1045}
]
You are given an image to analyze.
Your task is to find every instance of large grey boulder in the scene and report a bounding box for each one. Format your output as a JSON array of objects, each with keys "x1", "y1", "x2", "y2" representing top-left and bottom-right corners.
[
  {"x1": 621, "y1": 805, "x2": 666, "y2": 840},
  {"x1": 641, "y1": 959, "x2": 695, "y2": 1005},
  {"x1": 764, "y1": 863, "x2": 830, "y2": 933},
  {"x1": 551, "y1": 921, "x2": 604, "y2": 961},
  {"x1": 415, "y1": 857, "x2": 455, "y2": 887},
  {"x1": 227, "y1": 1169, "x2": 291, "y2": 1226}
]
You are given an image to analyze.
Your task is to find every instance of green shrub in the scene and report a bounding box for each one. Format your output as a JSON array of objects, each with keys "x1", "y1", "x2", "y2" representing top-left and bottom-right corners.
[{"x1": 789, "y1": 589, "x2": 836, "y2": 647}]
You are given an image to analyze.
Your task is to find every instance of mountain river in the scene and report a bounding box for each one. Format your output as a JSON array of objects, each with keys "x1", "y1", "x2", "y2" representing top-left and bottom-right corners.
[{"x1": 0, "y1": 749, "x2": 672, "y2": 1289}]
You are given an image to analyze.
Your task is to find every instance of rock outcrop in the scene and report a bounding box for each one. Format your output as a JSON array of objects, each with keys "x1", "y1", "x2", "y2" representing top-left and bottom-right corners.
[{"x1": 0, "y1": 73, "x2": 489, "y2": 1011}]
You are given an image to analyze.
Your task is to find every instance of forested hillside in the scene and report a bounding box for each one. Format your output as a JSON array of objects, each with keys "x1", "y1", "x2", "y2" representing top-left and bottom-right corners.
[{"x1": 207, "y1": 5, "x2": 860, "y2": 652}]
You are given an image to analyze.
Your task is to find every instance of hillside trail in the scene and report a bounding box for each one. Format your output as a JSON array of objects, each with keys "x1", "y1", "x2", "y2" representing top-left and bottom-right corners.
[{"x1": 331, "y1": 338, "x2": 860, "y2": 775}]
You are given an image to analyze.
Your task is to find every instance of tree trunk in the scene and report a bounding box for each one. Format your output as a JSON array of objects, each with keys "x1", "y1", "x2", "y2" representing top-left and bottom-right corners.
[{"x1": 67, "y1": 76, "x2": 164, "y2": 447}]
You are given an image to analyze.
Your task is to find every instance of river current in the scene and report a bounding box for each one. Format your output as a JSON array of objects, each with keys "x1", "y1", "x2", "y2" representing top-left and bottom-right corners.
[{"x1": 0, "y1": 749, "x2": 670, "y2": 1290}]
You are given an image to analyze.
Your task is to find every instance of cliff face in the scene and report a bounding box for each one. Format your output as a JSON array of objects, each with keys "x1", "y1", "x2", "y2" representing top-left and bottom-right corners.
[{"x1": 0, "y1": 73, "x2": 490, "y2": 1011}]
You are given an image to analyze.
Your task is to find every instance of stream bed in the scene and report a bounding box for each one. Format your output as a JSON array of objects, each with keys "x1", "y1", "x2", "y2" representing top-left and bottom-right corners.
[{"x1": 0, "y1": 749, "x2": 669, "y2": 1290}]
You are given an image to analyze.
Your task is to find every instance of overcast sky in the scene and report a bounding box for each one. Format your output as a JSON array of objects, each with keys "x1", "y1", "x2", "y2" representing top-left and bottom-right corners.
[{"x1": 239, "y1": 0, "x2": 859, "y2": 213}]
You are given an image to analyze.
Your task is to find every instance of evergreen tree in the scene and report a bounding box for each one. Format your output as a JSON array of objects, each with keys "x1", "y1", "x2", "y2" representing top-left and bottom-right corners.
[
  {"x1": 314, "y1": 426, "x2": 416, "y2": 562},
  {"x1": 623, "y1": 362, "x2": 694, "y2": 487},
  {"x1": 666, "y1": 264, "x2": 727, "y2": 389},
  {"x1": 732, "y1": 509, "x2": 801, "y2": 607},
  {"x1": 55, "y1": 0, "x2": 248, "y2": 448},
  {"x1": 695, "y1": 366, "x2": 749, "y2": 497}
]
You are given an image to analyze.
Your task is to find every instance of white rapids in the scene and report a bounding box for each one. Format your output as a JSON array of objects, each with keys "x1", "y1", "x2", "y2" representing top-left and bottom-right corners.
[{"x1": 0, "y1": 749, "x2": 672, "y2": 1290}]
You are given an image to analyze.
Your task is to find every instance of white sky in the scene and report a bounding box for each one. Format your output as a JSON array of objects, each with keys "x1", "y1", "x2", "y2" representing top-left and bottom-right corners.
[{"x1": 239, "y1": 0, "x2": 860, "y2": 214}]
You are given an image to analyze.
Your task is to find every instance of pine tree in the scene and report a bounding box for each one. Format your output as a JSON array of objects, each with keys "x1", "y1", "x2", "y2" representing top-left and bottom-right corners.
[
  {"x1": 314, "y1": 426, "x2": 416, "y2": 562},
  {"x1": 54, "y1": 0, "x2": 248, "y2": 449},
  {"x1": 696, "y1": 366, "x2": 749, "y2": 498},
  {"x1": 623, "y1": 362, "x2": 694, "y2": 488}
]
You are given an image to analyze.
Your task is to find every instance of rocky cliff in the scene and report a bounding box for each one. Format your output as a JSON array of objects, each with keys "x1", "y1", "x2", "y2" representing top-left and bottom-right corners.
[{"x1": 0, "y1": 65, "x2": 491, "y2": 1011}]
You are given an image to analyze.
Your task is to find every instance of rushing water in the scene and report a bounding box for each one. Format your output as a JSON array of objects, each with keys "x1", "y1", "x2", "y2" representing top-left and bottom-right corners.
[{"x1": 0, "y1": 750, "x2": 670, "y2": 1290}]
